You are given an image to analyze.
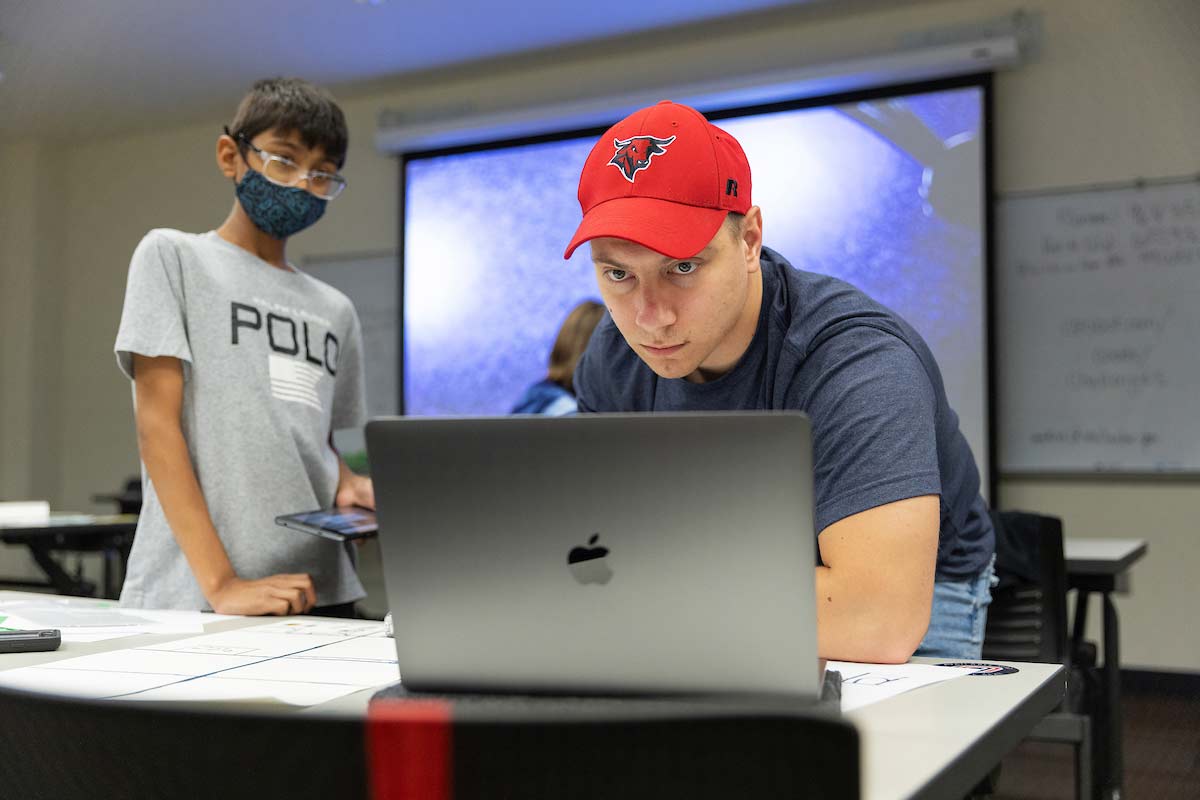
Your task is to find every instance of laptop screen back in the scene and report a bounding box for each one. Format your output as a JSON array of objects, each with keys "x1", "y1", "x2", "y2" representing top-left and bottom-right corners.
[{"x1": 366, "y1": 412, "x2": 819, "y2": 697}]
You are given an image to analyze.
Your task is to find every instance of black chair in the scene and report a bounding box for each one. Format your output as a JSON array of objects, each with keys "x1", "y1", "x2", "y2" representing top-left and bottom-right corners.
[
  {"x1": 367, "y1": 693, "x2": 860, "y2": 799},
  {"x1": 984, "y1": 510, "x2": 1071, "y2": 664},
  {"x1": 0, "y1": 682, "x2": 859, "y2": 800},
  {"x1": 982, "y1": 510, "x2": 1094, "y2": 800},
  {"x1": 93, "y1": 476, "x2": 143, "y2": 515},
  {"x1": 0, "y1": 684, "x2": 367, "y2": 800}
]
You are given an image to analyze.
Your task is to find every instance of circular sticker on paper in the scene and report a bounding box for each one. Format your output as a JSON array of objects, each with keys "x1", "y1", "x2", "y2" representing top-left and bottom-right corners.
[{"x1": 937, "y1": 662, "x2": 1020, "y2": 676}]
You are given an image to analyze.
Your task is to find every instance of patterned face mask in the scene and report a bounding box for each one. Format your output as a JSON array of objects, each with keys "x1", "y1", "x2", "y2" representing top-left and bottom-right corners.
[{"x1": 235, "y1": 167, "x2": 327, "y2": 240}]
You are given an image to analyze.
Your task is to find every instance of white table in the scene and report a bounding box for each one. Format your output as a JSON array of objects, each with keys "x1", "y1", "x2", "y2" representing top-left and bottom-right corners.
[{"x1": 0, "y1": 591, "x2": 1063, "y2": 800}]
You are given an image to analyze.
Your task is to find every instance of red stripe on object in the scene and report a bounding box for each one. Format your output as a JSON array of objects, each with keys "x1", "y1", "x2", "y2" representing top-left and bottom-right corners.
[{"x1": 367, "y1": 700, "x2": 453, "y2": 800}]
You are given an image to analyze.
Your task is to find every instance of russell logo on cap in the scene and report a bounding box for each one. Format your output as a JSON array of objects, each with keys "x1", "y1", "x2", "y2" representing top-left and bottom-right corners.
[{"x1": 608, "y1": 135, "x2": 677, "y2": 182}]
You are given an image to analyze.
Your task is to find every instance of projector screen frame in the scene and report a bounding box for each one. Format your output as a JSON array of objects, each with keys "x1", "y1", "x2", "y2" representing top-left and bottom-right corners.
[{"x1": 396, "y1": 71, "x2": 998, "y2": 501}]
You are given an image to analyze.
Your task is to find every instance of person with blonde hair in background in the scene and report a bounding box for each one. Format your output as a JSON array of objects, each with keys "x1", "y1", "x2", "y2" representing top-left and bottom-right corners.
[{"x1": 510, "y1": 300, "x2": 605, "y2": 416}]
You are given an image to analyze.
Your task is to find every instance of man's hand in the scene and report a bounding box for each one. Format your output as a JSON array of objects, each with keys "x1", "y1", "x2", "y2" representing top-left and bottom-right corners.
[
  {"x1": 207, "y1": 573, "x2": 317, "y2": 616},
  {"x1": 335, "y1": 473, "x2": 375, "y2": 510}
]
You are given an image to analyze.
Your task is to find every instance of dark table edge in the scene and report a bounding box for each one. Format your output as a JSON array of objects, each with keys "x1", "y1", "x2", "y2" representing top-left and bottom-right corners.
[{"x1": 0, "y1": 523, "x2": 139, "y2": 541}]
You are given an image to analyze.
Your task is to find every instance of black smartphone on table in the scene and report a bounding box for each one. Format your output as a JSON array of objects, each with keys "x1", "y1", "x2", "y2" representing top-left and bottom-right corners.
[
  {"x1": 274, "y1": 507, "x2": 378, "y2": 542},
  {"x1": 0, "y1": 629, "x2": 61, "y2": 653}
]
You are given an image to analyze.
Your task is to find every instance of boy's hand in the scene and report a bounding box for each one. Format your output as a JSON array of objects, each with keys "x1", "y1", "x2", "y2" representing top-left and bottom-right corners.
[
  {"x1": 208, "y1": 574, "x2": 316, "y2": 616},
  {"x1": 335, "y1": 473, "x2": 375, "y2": 511}
]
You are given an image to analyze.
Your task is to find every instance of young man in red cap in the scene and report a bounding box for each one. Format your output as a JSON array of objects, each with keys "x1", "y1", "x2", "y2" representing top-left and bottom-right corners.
[{"x1": 564, "y1": 100, "x2": 996, "y2": 663}]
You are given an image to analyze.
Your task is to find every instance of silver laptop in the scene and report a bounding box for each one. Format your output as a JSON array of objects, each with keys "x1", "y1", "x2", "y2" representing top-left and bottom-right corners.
[{"x1": 365, "y1": 412, "x2": 819, "y2": 698}]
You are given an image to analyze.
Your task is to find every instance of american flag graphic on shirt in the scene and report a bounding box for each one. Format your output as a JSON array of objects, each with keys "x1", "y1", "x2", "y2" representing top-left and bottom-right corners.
[{"x1": 269, "y1": 354, "x2": 325, "y2": 411}]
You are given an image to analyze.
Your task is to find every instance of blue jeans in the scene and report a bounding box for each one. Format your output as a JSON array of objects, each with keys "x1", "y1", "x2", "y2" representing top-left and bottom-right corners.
[{"x1": 913, "y1": 555, "x2": 997, "y2": 660}]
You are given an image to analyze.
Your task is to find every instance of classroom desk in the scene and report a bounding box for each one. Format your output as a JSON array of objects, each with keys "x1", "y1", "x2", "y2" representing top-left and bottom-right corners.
[
  {"x1": 0, "y1": 514, "x2": 138, "y2": 599},
  {"x1": 0, "y1": 591, "x2": 1064, "y2": 800},
  {"x1": 1064, "y1": 538, "x2": 1148, "y2": 800}
]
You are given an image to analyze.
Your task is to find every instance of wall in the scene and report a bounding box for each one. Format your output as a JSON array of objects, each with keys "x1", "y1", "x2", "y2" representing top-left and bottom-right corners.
[
  {"x1": 0, "y1": 141, "x2": 39, "y2": 505},
  {"x1": 0, "y1": 139, "x2": 67, "y2": 581},
  {"x1": 0, "y1": 0, "x2": 1196, "y2": 669}
]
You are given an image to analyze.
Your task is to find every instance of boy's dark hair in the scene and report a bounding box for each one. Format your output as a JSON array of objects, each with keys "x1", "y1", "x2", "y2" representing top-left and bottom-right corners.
[{"x1": 228, "y1": 77, "x2": 348, "y2": 168}]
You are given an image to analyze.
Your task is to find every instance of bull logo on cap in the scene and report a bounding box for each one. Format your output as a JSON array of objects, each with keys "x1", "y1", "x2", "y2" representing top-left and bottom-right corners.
[{"x1": 608, "y1": 135, "x2": 677, "y2": 182}]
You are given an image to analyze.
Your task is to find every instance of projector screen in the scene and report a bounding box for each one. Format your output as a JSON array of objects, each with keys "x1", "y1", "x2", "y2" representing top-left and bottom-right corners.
[{"x1": 402, "y1": 77, "x2": 992, "y2": 488}]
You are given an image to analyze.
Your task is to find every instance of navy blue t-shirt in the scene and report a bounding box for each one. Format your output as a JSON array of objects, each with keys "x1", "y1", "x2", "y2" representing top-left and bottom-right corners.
[{"x1": 574, "y1": 247, "x2": 994, "y2": 581}]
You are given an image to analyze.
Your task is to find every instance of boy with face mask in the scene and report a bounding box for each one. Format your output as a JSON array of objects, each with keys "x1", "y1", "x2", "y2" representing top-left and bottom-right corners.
[{"x1": 114, "y1": 78, "x2": 372, "y2": 616}]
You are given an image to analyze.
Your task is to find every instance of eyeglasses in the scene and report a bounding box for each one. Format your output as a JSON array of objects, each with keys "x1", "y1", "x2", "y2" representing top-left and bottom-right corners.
[{"x1": 228, "y1": 130, "x2": 348, "y2": 201}]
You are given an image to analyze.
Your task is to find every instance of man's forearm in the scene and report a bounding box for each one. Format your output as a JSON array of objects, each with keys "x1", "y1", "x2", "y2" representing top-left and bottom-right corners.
[
  {"x1": 813, "y1": 495, "x2": 939, "y2": 664},
  {"x1": 815, "y1": 565, "x2": 930, "y2": 664},
  {"x1": 137, "y1": 419, "x2": 236, "y2": 598}
]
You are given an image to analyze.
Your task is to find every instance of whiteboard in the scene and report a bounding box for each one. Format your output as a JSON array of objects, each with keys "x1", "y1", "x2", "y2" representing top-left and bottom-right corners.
[
  {"x1": 997, "y1": 178, "x2": 1200, "y2": 472},
  {"x1": 301, "y1": 252, "x2": 399, "y2": 420}
]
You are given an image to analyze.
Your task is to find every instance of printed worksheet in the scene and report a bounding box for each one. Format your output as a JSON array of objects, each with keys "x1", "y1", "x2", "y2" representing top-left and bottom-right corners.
[
  {"x1": 0, "y1": 618, "x2": 398, "y2": 706},
  {"x1": 828, "y1": 661, "x2": 981, "y2": 712}
]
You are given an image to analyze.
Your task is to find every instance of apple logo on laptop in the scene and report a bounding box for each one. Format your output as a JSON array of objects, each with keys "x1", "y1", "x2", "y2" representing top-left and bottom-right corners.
[{"x1": 568, "y1": 533, "x2": 613, "y2": 585}]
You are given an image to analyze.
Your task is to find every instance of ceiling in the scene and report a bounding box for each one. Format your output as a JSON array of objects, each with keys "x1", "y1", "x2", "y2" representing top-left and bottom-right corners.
[{"x1": 0, "y1": 0, "x2": 817, "y2": 139}]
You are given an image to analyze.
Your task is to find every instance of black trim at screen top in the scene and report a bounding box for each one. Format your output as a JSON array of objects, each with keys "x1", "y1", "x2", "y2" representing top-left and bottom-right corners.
[{"x1": 981, "y1": 72, "x2": 998, "y2": 504}]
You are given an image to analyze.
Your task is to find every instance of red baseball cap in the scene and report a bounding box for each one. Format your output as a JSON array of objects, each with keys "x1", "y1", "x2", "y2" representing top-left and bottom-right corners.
[{"x1": 563, "y1": 100, "x2": 752, "y2": 260}]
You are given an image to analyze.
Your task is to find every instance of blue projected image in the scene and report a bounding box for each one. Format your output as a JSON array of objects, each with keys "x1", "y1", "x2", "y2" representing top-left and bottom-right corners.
[
  {"x1": 403, "y1": 85, "x2": 987, "y2": 475},
  {"x1": 405, "y1": 137, "x2": 597, "y2": 417}
]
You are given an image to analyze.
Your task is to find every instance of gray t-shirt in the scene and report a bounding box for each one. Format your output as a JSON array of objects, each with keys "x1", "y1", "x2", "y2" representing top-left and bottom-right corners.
[{"x1": 114, "y1": 229, "x2": 368, "y2": 610}]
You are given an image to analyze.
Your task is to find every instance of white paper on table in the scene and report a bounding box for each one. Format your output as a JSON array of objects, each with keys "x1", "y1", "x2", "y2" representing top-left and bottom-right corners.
[
  {"x1": 231, "y1": 655, "x2": 399, "y2": 686},
  {"x1": 4, "y1": 607, "x2": 162, "y2": 627},
  {"x1": 0, "y1": 602, "x2": 238, "y2": 636},
  {"x1": 0, "y1": 621, "x2": 394, "y2": 704},
  {"x1": 289, "y1": 636, "x2": 398, "y2": 662},
  {"x1": 0, "y1": 501, "x2": 50, "y2": 525},
  {"x1": 147, "y1": 630, "x2": 358, "y2": 658},
  {"x1": 0, "y1": 666, "x2": 182, "y2": 699},
  {"x1": 129, "y1": 609, "x2": 240, "y2": 626},
  {"x1": 251, "y1": 619, "x2": 386, "y2": 637},
  {"x1": 57, "y1": 632, "x2": 146, "y2": 643},
  {"x1": 123, "y1": 676, "x2": 368, "y2": 707},
  {"x1": 828, "y1": 661, "x2": 980, "y2": 712},
  {"x1": 38, "y1": 648, "x2": 262, "y2": 677},
  {"x1": 7, "y1": 624, "x2": 207, "y2": 644}
]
